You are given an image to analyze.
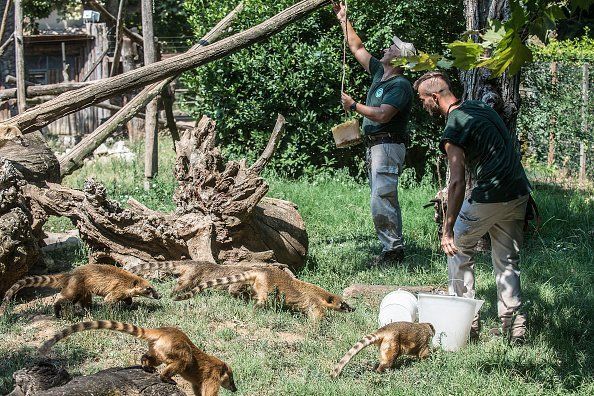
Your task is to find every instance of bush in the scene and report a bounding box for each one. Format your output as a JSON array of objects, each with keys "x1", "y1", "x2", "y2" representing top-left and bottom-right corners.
[{"x1": 181, "y1": 0, "x2": 464, "y2": 178}]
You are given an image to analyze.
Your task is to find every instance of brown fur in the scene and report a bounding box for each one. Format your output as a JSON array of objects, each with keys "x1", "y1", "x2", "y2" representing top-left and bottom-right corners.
[
  {"x1": 330, "y1": 322, "x2": 435, "y2": 378},
  {"x1": 173, "y1": 267, "x2": 355, "y2": 320},
  {"x1": 127, "y1": 260, "x2": 291, "y2": 296},
  {"x1": 0, "y1": 264, "x2": 160, "y2": 317},
  {"x1": 39, "y1": 320, "x2": 236, "y2": 396}
]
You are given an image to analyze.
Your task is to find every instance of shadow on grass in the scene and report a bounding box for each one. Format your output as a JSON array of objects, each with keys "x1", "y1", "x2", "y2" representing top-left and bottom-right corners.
[{"x1": 0, "y1": 345, "x2": 88, "y2": 395}]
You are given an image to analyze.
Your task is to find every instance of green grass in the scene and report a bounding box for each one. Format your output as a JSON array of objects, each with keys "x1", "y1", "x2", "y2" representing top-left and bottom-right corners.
[{"x1": 1, "y1": 138, "x2": 593, "y2": 395}]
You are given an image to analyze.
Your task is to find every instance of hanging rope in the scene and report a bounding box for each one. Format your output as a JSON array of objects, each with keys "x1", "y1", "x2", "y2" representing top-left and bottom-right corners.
[{"x1": 340, "y1": 0, "x2": 349, "y2": 116}]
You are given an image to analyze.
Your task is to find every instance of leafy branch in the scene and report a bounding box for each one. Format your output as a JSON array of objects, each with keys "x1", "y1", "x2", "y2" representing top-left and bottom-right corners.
[{"x1": 392, "y1": 0, "x2": 593, "y2": 77}]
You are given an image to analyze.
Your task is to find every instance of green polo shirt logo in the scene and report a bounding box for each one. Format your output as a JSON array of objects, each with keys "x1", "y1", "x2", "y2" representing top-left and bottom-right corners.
[{"x1": 375, "y1": 88, "x2": 384, "y2": 98}]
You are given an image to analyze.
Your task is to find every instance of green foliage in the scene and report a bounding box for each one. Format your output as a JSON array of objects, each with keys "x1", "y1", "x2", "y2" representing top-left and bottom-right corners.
[
  {"x1": 395, "y1": 0, "x2": 593, "y2": 76},
  {"x1": 517, "y1": 58, "x2": 594, "y2": 177},
  {"x1": 180, "y1": 0, "x2": 464, "y2": 178},
  {"x1": 532, "y1": 29, "x2": 594, "y2": 62}
]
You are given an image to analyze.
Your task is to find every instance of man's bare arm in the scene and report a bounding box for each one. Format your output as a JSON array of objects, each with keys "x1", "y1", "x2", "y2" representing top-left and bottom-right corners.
[
  {"x1": 333, "y1": 3, "x2": 372, "y2": 73},
  {"x1": 442, "y1": 142, "x2": 466, "y2": 256}
]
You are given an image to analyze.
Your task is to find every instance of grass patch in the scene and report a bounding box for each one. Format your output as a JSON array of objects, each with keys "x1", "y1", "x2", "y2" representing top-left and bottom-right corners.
[{"x1": 4, "y1": 138, "x2": 593, "y2": 395}]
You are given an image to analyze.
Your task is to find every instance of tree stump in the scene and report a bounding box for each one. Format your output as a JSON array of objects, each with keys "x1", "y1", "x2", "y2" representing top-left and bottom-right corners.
[
  {"x1": 24, "y1": 115, "x2": 308, "y2": 272},
  {"x1": 0, "y1": 158, "x2": 39, "y2": 295}
]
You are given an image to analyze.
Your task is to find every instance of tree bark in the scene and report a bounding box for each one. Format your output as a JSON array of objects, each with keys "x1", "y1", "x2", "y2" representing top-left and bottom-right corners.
[
  {"x1": 8, "y1": 363, "x2": 186, "y2": 396},
  {"x1": 26, "y1": 115, "x2": 308, "y2": 271},
  {"x1": 0, "y1": 158, "x2": 39, "y2": 295},
  {"x1": 0, "y1": 82, "x2": 95, "y2": 100},
  {"x1": 13, "y1": 0, "x2": 25, "y2": 113},
  {"x1": 0, "y1": 0, "x2": 330, "y2": 135},
  {"x1": 461, "y1": 0, "x2": 520, "y2": 136}
]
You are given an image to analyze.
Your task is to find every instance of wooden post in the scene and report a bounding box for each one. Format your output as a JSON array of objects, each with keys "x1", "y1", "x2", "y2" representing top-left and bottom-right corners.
[
  {"x1": 580, "y1": 62, "x2": 589, "y2": 185},
  {"x1": 13, "y1": 0, "x2": 25, "y2": 113},
  {"x1": 548, "y1": 61, "x2": 557, "y2": 167},
  {"x1": 122, "y1": 35, "x2": 144, "y2": 141},
  {"x1": 109, "y1": 0, "x2": 127, "y2": 77},
  {"x1": 141, "y1": 0, "x2": 158, "y2": 190}
]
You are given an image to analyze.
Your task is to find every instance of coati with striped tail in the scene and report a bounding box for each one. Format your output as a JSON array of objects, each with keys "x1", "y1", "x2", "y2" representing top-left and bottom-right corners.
[
  {"x1": 330, "y1": 322, "x2": 435, "y2": 378},
  {"x1": 0, "y1": 264, "x2": 160, "y2": 317},
  {"x1": 126, "y1": 260, "x2": 293, "y2": 296},
  {"x1": 173, "y1": 267, "x2": 355, "y2": 320},
  {"x1": 39, "y1": 320, "x2": 236, "y2": 396}
]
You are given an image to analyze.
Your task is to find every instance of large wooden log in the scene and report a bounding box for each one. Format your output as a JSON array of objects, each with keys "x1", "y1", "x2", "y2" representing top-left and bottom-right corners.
[
  {"x1": 0, "y1": 159, "x2": 39, "y2": 295},
  {"x1": 0, "y1": 0, "x2": 330, "y2": 135},
  {"x1": 0, "y1": 131, "x2": 60, "y2": 183},
  {"x1": 0, "y1": 82, "x2": 94, "y2": 100},
  {"x1": 7, "y1": 362, "x2": 185, "y2": 396},
  {"x1": 25, "y1": 115, "x2": 308, "y2": 271}
]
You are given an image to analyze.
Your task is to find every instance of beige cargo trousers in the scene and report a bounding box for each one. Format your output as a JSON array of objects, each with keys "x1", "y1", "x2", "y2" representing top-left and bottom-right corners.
[{"x1": 447, "y1": 194, "x2": 529, "y2": 337}]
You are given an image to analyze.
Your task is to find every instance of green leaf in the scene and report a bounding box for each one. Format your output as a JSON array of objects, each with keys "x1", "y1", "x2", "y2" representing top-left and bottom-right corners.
[
  {"x1": 508, "y1": 0, "x2": 527, "y2": 31},
  {"x1": 476, "y1": 34, "x2": 532, "y2": 77},
  {"x1": 447, "y1": 40, "x2": 484, "y2": 70},
  {"x1": 436, "y1": 59, "x2": 454, "y2": 69},
  {"x1": 481, "y1": 20, "x2": 507, "y2": 48}
]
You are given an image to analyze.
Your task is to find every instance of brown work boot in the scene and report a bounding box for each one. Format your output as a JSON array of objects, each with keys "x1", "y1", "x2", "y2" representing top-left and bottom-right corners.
[
  {"x1": 367, "y1": 249, "x2": 404, "y2": 267},
  {"x1": 490, "y1": 313, "x2": 527, "y2": 345}
]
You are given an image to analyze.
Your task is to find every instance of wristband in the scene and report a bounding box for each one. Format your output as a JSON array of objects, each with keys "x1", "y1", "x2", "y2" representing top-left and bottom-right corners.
[{"x1": 349, "y1": 102, "x2": 357, "y2": 111}]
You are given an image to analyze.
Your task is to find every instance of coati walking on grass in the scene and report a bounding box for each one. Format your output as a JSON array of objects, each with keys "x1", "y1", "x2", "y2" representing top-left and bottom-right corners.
[
  {"x1": 330, "y1": 322, "x2": 435, "y2": 378},
  {"x1": 0, "y1": 264, "x2": 161, "y2": 317},
  {"x1": 39, "y1": 320, "x2": 236, "y2": 396},
  {"x1": 173, "y1": 267, "x2": 355, "y2": 320},
  {"x1": 126, "y1": 260, "x2": 290, "y2": 296}
]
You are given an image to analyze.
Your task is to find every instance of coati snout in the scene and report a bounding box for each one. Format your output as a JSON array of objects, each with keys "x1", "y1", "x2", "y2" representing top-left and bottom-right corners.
[
  {"x1": 220, "y1": 364, "x2": 237, "y2": 392},
  {"x1": 339, "y1": 301, "x2": 355, "y2": 312}
]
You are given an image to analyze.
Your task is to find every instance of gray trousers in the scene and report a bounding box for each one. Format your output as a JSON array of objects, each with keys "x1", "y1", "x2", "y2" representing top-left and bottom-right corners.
[
  {"x1": 366, "y1": 143, "x2": 406, "y2": 252},
  {"x1": 448, "y1": 194, "x2": 529, "y2": 334}
]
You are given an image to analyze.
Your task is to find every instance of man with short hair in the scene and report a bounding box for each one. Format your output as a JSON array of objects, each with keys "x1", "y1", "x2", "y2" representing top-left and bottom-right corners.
[
  {"x1": 414, "y1": 71, "x2": 531, "y2": 343},
  {"x1": 333, "y1": 2, "x2": 415, "y2": 266}
]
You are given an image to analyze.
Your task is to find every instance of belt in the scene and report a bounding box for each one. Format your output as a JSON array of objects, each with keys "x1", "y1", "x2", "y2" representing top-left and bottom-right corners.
[{"x1": 364, "y1": 133, "x2": 406, "y2": 147}]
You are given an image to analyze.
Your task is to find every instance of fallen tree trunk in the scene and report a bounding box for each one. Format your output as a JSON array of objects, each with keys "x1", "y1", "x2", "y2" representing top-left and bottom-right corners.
[
  {"x1": 0, "y1": 0, "x2": 330, "y2": 135},
  {"x1": 0, "y1": 81, "x2": 94, "y2": 100},
  {"x1": 25, "y1": 115, "x2": 308, "y2": 271},
  {"x1": 8, "y1": 362, "x2": 185, "y2": 396}
]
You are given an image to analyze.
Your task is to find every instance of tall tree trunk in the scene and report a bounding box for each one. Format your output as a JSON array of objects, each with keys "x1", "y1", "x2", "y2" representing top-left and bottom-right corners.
[{"x1": 461, "y1": 0, "x2": 520, "y2": 139}]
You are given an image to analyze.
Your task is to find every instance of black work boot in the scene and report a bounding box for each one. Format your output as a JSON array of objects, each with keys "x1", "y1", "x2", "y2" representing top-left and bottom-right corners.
[{"x1": 367, "y1": 249, "x2": 405, "y2": 267}]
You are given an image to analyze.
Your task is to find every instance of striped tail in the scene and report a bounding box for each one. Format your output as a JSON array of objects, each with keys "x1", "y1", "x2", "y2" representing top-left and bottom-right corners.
[
  {"x1": 330, "y1": 333, "x2": 379, "y2": 378},
  {"x1": 0, "y1": 274, "x2": 66, "y2": 315},
  {"x1": 39, "y1": 320, "x2": 147, "y2": 355},
  {"x1": 126, "y1": 261, "x2": 180, "y2": 275},
  {"x1": 173, "y1": 271, "x2": 258, "y2": 301}
]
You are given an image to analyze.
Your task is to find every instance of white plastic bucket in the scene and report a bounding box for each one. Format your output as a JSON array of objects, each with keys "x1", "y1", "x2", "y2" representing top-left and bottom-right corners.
[
  {"x1": 417, "y1": 293, "x2": 484, "y2": 352},
  {"x1": 378, "y1": 289, "x2": 418, "y2": 327}
]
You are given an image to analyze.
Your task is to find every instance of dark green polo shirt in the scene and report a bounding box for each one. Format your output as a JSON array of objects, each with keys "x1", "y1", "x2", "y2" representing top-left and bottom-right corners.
[
  {"x1": 361, "y1": 57, "x2": 413, "y2": 142},
  {"x1": 440, "y1": 100, "x2": 531, "y2": 203}
]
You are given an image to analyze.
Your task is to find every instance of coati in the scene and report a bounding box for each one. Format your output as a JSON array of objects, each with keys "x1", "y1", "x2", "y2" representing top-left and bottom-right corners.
[
  {"x1": 173, "y1": 267, "x2": 355, "y2": 320},
  {"x1": 126, "y1": 260, "x2": 292, "y2": 296},
  {"x1": 39, "y1": 320, "x2": 236, "y2": 396},
  {"x1": 330, "y1": 322, "x2": 435, "y2": 378},
  {"x1": 0, "y1": 264, "x2": 161, "y2": 317}
]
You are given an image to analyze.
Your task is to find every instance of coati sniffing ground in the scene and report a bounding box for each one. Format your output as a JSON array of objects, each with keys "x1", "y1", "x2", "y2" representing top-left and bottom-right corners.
[
  {"x1": 126, "y1": 260, "x2": 292, "y2": 296},
  {"x1": 39, "y1": 320, "x2": 236, "y2": 396},
  {"x1": 173, "y1": 267, "x2": 355, "y2": 320},
  {"x1": 330, "y1": 322, "x2": 435, "y2": 378},
  {"x1": 0, "y1": 264, "x2": 160, "y2": 317}
]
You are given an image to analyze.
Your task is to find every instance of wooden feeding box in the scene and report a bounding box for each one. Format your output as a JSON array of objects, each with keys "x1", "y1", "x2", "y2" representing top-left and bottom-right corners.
[{"x1": 331, "y1": 119, "x2": 362, "y2": 148}]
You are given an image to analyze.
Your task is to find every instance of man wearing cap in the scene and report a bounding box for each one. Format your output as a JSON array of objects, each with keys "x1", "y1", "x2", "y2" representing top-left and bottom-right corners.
[
  {"x1": 333, "y1": 2, "x2": 415, "y2": 266},
  {"x1": 413, "y1": 71, "x2": 531, "y2": 343}
]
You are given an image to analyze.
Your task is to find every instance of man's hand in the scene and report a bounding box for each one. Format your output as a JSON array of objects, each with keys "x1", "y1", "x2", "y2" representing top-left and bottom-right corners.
[
  {"x1": 341, "y1": 92, "x2": 355, "y2": 112},
  {"x1": 441, "y1": 231, "x2": 458, "y2": 256},
  {"x1": 332, "y1": 2, "x2": 346, "y2": 24}
]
